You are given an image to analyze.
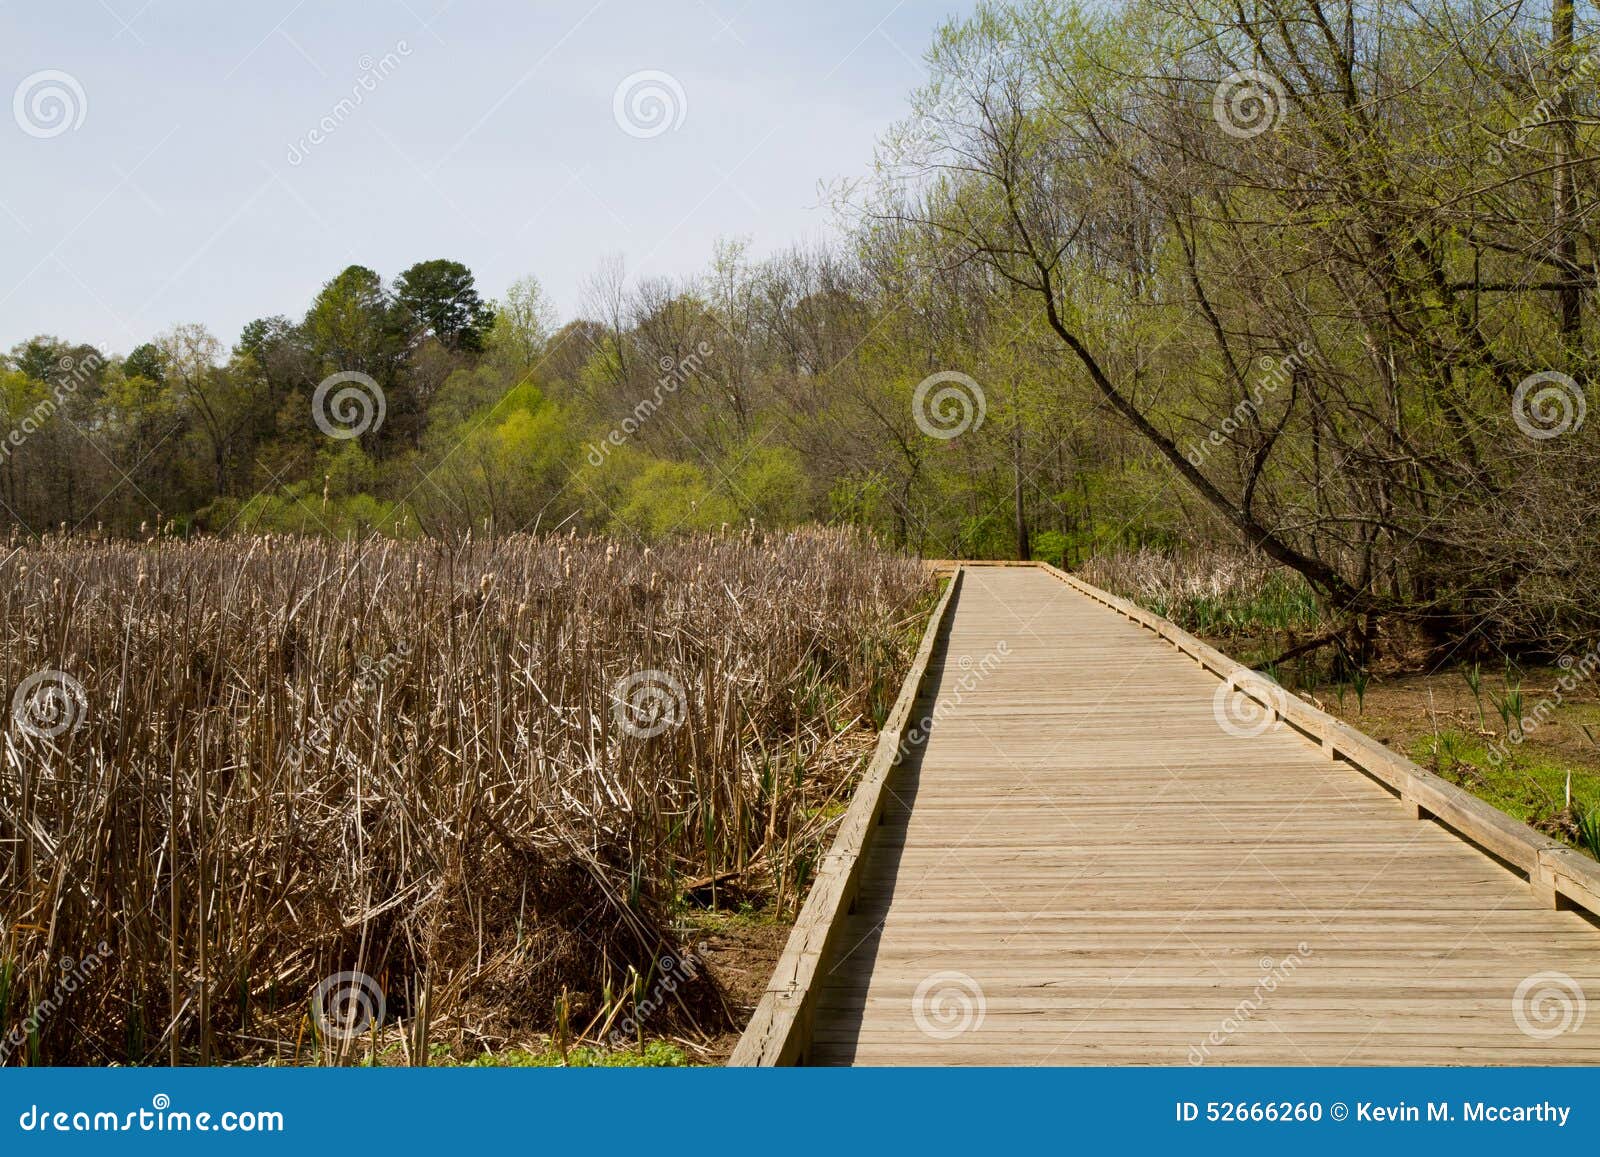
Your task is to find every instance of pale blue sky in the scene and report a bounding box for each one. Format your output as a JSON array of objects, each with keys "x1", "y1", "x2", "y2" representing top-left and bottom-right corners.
[{"x1": 1, "y1": 0, "x2": 976, "y2": 354}]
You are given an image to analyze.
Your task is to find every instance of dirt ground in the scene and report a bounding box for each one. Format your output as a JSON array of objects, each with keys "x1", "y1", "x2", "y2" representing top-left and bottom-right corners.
[
  {"x1": 675, "y1": 908, "x2": 791, "y2": 1063},
  {"x1": 1310, "y1": 666, "x2": 1596, "y2": 759}
]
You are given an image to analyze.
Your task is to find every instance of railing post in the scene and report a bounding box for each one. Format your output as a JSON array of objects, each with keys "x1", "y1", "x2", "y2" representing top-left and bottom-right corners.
[{"x1": 1531, "y1": 861, "x2": 1560, "y2": 909}]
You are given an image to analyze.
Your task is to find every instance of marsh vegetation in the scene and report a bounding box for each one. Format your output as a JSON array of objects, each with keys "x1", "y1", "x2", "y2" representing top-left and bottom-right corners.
[{"x1": 0, "y1": 529, "x2": 927, "y2": 1065}]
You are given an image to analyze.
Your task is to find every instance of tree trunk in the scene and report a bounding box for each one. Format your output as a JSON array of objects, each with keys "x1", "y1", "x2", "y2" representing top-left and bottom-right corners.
[
  {"x1": 1554, "y1": 0, "x2": 1582, "y2": 364},
  {"x1": 1011, "y1": 400, "x2": 1030, "y2": 560}
]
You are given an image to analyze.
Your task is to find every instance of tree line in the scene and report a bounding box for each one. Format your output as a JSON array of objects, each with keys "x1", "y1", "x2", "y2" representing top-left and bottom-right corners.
[{"x1": 1, "y1": 237, "x2": 1154, "y2": 567}]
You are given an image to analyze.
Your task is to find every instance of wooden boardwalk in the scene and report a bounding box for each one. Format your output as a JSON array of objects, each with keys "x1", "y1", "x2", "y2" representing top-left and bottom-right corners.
[{"x1": 735, "y1": 565, "x2": 1600, "y2": 1065}]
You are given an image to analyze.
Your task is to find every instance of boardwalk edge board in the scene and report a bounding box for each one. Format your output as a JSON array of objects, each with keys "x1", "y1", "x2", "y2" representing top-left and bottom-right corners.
[
  {"x1": 728, "y1": 567, "x2": 966, "y2": 1066},
  {"x1": 1039, "y1": 562, "x2": 1600, "y2": 923}
]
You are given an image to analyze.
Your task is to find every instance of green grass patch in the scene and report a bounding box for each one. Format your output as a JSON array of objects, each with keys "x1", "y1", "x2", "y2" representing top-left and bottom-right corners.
[
  {"x1": 461, "y1": 1041, "x2": 689, "y2": 1067},
  {"x1": 1413, "y1": 728, "x2": 1600, "y2": 854},
  {"x1": 676, "y1": 903, "x2": 779, "y2": 932}
]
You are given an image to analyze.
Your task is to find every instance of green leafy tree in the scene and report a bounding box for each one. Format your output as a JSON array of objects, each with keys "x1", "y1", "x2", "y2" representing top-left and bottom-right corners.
[
  {"x1": 395, "y1": 259, "x2": 495, "y2": 353},
  {"x1": 123, "y1": 342, "x2": 168, "y2": 384},
  {"x1": 304, "y1": 265, "x2": 405, "y2": 374},
  {"x1": 488, "y1": 274, "x2": 558, "y2": 371}
]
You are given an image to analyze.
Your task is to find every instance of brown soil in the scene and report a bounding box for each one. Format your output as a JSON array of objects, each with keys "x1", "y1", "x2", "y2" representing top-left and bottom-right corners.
[
  {"x1": 1304, "y1": 664, "x2": 1600, "y2": 771},
  {"x1": 679, "y1": 910, "x2": 792, "y2": 1063}
]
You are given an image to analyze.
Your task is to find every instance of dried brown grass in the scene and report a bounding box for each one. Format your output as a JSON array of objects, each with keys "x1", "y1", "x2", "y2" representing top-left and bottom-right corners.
[
  {"x1": 0, "y1": 527, "x2": 927, "y2": 1064},
  {"x1": 1078, "y1": 545, "x2": 1289, "y2": 605}
]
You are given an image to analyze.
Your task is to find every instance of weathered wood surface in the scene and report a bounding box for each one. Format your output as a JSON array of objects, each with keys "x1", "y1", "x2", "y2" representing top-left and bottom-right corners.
[{"x1": 756, "y1": 564, "x2": 1600, "y2": 1065}]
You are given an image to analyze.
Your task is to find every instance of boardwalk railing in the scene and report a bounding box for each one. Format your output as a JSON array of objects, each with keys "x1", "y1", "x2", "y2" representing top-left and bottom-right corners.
[
  {"x1": 728, "y1": 566, "x2": 964, "y2": 1066},
  {"x1": 729, "y1": 560, "x2": 1600, "y2": 1066},
  {"x1": 1045, "y1": 564, "x2": 1600, "y2": 921}
]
